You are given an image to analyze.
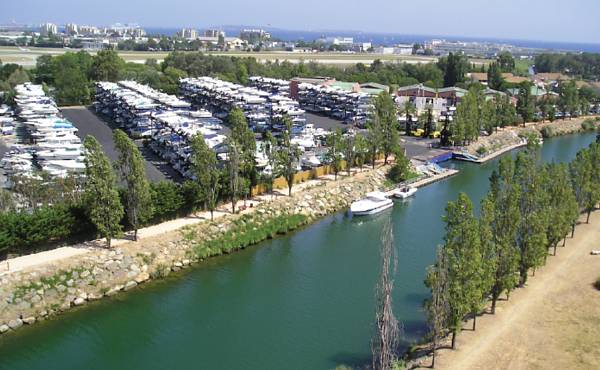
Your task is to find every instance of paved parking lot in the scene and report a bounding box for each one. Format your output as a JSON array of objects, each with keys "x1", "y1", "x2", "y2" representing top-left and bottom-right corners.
[
  {"x1": 305, "y1": 113, "x2": 347, "y2": 131},
  {"x1": 61, "y1": 107, "x2": 180, "y2": 183}
]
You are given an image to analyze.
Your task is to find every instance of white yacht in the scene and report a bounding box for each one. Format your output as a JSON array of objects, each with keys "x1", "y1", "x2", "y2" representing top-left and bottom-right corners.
[
  {"x1": 393, "y1": 186, "x2": 417, "y2": 199},
  {"x1": 350, "y1": 192, "x2": 393, "y2": 216}
]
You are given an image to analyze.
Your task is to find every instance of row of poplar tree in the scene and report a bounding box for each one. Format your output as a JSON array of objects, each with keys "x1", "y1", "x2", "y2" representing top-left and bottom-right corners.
[{"x1": 425, "y1": 137, "x2": 600, "y2": 367}]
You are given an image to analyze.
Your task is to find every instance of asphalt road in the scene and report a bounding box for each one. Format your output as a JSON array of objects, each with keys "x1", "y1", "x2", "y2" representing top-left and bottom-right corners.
[{"x1": 61, "y1": 107, "x2": 178, "y2": 183}]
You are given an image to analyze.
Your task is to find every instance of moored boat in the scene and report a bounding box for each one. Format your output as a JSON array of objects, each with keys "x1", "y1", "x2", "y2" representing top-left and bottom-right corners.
[
  {"x1": 393, "y1": 186, "x2": 417, "y2": 199},
  {"x1": 350, "y1": 191, "x2": 393, "y2": 216}
]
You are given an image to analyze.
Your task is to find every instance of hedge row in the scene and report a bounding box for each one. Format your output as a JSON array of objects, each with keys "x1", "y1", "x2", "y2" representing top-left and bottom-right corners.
[{"x1": 1, "y1": 181, "x2": 202, "y2": 257}]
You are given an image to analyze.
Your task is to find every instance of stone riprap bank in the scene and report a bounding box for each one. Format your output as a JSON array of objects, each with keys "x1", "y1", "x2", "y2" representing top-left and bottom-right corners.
[{"x1": 0, "y1": 169, "x2": 387, "y2": 335}]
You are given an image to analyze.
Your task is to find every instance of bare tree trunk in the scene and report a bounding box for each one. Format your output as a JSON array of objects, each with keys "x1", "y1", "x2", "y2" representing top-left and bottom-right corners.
[
  {"x1": 562, "y1": 237, "x2": 566, "y2": 247},
  {"x1": 134, "y1": 228, "x2": 138, "y2": 241},
  {"x1": 371, "y1": 220, "x2": 400, "y2": 370},
  {"x1": 472, "y1": 314, "x2": 477, "y2": 331},
  {"x1": 571, "y1": 224, "x2": 575, "y2": 238},
  {"x1": 431, "y1": 340, "x2": 437, "y2": 368},
  {"x1": 587, "y1": 210, "x2": 591, "y2": 224},
  {"x1": 210, "y1": 210, "x2": 214, "y2": 221},
  {"x1": 451, "y1": 331, "x2": 456, "y2": 349}
]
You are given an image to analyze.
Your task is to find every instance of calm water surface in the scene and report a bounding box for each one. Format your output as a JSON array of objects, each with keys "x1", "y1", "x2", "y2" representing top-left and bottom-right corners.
[{"x1": 0, "y1": 133, "x2": 596, "y2": 370}]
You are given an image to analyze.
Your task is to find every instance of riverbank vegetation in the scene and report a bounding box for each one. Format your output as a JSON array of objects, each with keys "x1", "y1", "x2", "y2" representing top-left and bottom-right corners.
[
  {"x1": 423, "y1": 139, "x2": 600, "y2": 367},
  {"x1": 190, "y1": 213, "x2": 308, "y2": 259}
]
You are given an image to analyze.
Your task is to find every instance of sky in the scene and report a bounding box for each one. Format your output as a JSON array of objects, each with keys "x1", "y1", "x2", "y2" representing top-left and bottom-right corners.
[{"x1": 3, "y1": 0, "x2": 600, "y2": 44}]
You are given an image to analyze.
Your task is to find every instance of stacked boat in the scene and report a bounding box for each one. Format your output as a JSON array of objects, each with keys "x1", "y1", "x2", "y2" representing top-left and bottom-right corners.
[
  {"x1": 296, "y1": 83, "x2": 373, "y2": 126},
  {"x1": 180, "y1": 77, "x2": 306, "y2": 132},
  {"x1": 1, "y1": 83, "x2": 85, "y2": 187},
  {"x1": 94, "y1": 81, "x2": 226, "y2": 179}
]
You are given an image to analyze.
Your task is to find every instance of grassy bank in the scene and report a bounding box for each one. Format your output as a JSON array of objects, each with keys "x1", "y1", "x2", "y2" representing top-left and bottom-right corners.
[{"x1": 186, "y1": 213, "x2": 309, "y2": 259}]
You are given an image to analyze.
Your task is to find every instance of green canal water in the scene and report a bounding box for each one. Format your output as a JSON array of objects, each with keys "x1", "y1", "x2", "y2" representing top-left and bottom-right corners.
[{"x1": 0, "y1": 133, "x2": 596, "y2": 370}]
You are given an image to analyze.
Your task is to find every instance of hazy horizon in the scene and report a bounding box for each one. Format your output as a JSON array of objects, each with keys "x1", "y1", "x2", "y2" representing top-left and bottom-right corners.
[{"x1": 3, "y1": 0, "x2": 600, "y2": 44}]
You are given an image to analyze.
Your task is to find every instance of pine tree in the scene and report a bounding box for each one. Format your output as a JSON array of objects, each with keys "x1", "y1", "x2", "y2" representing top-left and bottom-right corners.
[
  {"x1": 83, "y1": 136, "x2": 124, "y2": 248},
  {"x1": 113, "y1": 130, "x2": 153, "y2": 240}
]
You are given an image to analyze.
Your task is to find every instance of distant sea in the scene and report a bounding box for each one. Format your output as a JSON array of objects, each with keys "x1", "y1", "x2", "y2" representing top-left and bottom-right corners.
[{"x1": 145, "y1": 26, "x2": 600, "y2": 54}]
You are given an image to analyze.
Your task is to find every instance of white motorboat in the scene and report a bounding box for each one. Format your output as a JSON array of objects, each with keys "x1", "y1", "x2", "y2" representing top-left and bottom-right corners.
[
  {"x1": 36, "y1": 147, "x2": 84, "y2": 160},
  {"x1": 393, "y1": 186, "x2": 417, "y2": 199},
  {"x1": 350, "y1": 191, "x2": 393, "y2": 216}
]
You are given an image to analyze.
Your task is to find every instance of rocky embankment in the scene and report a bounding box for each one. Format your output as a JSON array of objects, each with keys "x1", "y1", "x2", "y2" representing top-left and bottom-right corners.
[
  {"x1": 466, "y1": 117, "x2": 599, "y2": 158},
  {"x1": 0, "y1": 168, "x2": 387, "y2": 335}
]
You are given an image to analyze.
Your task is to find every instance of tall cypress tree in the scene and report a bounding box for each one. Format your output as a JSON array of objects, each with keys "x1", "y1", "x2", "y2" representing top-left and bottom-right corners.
[
  {"x1": 442, "y1": 193, "x2": 483, "y2": 348},
  {"x1": 83, "y1": 136, "x2": 124, "y2": 248},
  {"x1": 514, "y1": 145, "x2": 549, "y2": 285},
  {"x1": 484, "y1": 159, "x2": 520, "y2": 313},
  {"x1": 189, "y1": 134, "x2": 221, "y2": 221},
  {"x1": 113, "y1": 130, "x2": 153, "y2": 240}
]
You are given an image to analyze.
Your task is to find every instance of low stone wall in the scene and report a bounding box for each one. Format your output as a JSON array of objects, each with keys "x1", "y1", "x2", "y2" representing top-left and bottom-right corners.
[{"x1": 0, "y1": 168, "x2": 388, "y2": 335}]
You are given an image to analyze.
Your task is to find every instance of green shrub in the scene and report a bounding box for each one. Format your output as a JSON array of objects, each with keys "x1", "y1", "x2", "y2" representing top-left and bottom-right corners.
[
  {"x1": 476, "y1": 146, "x2": 488, "y2": 155},
  {"x1": 582, "y1": 119, "x2": 597, "y2": 131},
  {"x1": 149, "y1": 181, "x2": 186, "y2": 222},
  {"x1": 540, "y1": 126, "x2": 556, "y2": 138},
  {"x1": 0, "y1": 203, "x2": 95, "y2": 256}
]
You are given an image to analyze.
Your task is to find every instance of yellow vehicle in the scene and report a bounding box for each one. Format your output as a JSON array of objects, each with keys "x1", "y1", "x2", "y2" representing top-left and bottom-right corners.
[
  {"x1": 414, "y1": 128, "x2": 425, "y2": 137},
  {"x1": 430, "y1": 130, "x2": 441, "y2": 138}
]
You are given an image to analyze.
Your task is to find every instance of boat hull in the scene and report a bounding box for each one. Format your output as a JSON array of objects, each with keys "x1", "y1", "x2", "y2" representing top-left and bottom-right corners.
[{"x1": 351, "y1": 201, "x2": 393, "y2": 216}]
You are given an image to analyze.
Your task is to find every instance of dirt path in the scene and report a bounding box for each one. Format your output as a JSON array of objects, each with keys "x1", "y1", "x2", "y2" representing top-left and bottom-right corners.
[{"x1": 418, "y1": 211, "x2": 600, "y2": 370}]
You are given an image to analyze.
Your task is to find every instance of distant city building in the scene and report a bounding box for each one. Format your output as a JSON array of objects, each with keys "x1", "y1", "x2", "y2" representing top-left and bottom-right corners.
[
  {"x1": 352, "y1": 42, "x2": 372, "y2": 52},
  {"x1": 374, "y1": 44, "x2": 413, "y2": 55},
  {"x1": 321, "y1": 37, "x2": 354, "y2": 46},
  {"x1": 107, "y1": 23, "x2": 146, "y2": 38},
  {"x1": 239, "y1": 29, "x2": 271, "y2": 43},
  {"x1": 78, "y1": 25, "x2": 101, "y2": 35},
  {"x1": 65, "y1": 23, "x2": 78, "y2": 35},
  {"x1": 204, "y1": 29, "x2": 225, "y2": 38},
  {"x1": 178, "y1": 28, "x2": 198, "y2": 40},
  {"x1": 39, "y1": 23, "x2": 58, "y2": 36}
]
